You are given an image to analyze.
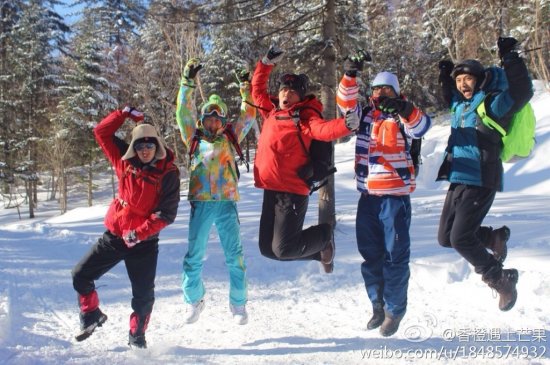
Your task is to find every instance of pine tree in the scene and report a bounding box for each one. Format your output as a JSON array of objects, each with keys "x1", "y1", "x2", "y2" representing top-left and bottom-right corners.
[
  {"x1": 53, "y1": 10, "x2": 115, "y2": 210},
  {"x1": 8, "y1": 0, "x2": 69, "y2": 218}
]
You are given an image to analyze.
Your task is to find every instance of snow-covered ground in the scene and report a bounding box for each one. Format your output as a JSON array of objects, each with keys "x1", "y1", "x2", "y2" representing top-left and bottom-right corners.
[{"x1": 0, "y1": 81, "x2": 549, "y2": 365}]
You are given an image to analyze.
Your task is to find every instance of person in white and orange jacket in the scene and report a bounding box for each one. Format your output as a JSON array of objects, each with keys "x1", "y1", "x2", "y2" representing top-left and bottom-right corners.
[{"x1": 336, "y1": 53, "x2": 431, "y2": 337}]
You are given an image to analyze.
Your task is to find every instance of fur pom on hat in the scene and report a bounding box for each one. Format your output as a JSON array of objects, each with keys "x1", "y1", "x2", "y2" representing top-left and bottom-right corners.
[
  {"x1": 372, "y1": 71, "x2": 400, "y2": 95},
  {"x1": 122, "y1": 123, "x2": 167, "y2": 161}
]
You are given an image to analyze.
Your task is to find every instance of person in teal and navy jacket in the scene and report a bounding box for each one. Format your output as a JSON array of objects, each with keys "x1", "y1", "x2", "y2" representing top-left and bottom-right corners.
[
  {"x1": 176, "y1": 58, "x2": 256, "y2": 325},
  {"x1": 437, "y1": 37, "x2": 533, "y2": 313}
]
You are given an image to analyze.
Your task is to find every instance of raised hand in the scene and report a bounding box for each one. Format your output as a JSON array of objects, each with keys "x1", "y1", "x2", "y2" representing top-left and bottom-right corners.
[
  {"x1": 262, "y1": 45, "x2": 284, "y2": 65},
  {"x1": 184, "y1": 58, "x2": 203, "y2": 80},
  {"x1": 497, "y1": 36, "x2": 518, "y2": 60},
  {"x1": 122, "y1": 106, "x2": 144, "y2": 123},
  {"x1": 234, "y1": 68, "x2": 251, "y2": 83}
]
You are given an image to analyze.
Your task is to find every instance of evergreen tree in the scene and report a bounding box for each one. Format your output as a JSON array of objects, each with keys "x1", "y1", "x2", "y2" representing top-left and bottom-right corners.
[
  {"x1": 0, "y1": 1, "x2": 24, "y2": 192},
  {"x1": 8, "y1": 0, "x2": 69, "y2": 218}
]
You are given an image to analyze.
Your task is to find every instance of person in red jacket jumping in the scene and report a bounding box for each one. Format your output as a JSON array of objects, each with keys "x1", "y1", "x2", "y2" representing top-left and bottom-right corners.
[
  {"x1": 71, "y1": 107, "x2": 180, "y2": 348},
  {"x1": 252, "y1": 45, "x2": 358, "y2": 273}
]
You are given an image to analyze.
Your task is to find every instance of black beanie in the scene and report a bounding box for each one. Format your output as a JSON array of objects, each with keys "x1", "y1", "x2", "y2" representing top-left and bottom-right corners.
[
  {"x1": 451, "y1": 59, "x2": 486, "y2": 86},
  {"x1": 279, "y1": 73, "x2": 309, "y2": 100}
]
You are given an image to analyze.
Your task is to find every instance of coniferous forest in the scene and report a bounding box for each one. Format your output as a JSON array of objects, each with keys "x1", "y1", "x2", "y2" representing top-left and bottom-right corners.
[{"x1": 1, "y1": 0, "x2": 548, "y2": 217}]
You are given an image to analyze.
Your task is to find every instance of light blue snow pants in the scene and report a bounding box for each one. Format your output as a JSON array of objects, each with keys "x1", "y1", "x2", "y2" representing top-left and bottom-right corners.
[{"x1": 182, "y1": 201, "x2": 247, "y2": 306}]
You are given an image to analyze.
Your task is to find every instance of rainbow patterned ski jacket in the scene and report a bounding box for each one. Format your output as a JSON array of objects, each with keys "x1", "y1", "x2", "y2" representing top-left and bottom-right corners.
[{"x1": 176, "y1": 79, "x2": 256, "y2": 201}]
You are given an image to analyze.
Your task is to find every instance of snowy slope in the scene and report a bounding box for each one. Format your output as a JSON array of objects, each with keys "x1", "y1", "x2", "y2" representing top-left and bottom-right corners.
[{"x1": 0, "y1": 82, "x2": 549, "y2": 365}]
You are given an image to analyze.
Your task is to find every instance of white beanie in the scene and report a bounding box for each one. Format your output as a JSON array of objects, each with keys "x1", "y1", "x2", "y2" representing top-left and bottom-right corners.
[
  {"x1": 122, "y1": 123, "x2": 167, "y2": 161},
  {"x1": 372, "y1": 71, "x2": 400, "y2": 95}
]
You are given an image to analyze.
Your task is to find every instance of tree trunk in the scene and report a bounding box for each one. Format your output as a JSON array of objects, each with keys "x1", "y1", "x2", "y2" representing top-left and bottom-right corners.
[
  {"x1": 87, "y1": 164, "x2": 93, "y2": 207},
  {"x1": 27, "y1": 180, "x2": 34, "y2": 219},
  {"x1": 318, "y1": 0, "x2": 337, "y2": 229}
]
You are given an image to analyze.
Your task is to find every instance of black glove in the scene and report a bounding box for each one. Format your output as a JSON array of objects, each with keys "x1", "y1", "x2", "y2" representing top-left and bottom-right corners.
[
  {"x1": 262, "y1": 45, "x2": 284, "y2": 65},
  {"x1": 184, "y1": 58, "x2": 203, "y2": 80},
  {"x1": 438, "y1": 60, "x2": 454, "y2": 76},
  {"x1": 378, "y1": 97, "x2": 414, "y2": 119},
  {"x1": 234, "y1": 68, "x2": 250, "y2": 83},
  {"x1": 343, "y1": 49, "x2": 371, "y2": 77},
  {"x1": 497, "y1": 36, "x2": 518, "y2": 59}
]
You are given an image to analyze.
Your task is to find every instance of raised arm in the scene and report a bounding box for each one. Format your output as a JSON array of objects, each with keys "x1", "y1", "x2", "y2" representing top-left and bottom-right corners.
[
  {"x1": 176, "y1": 58, "x2": 202, "y2": 148},
  {"x1": 94, "y1": 107, "x2": 144, "y2": 169},
  {"x1": 251, "y1": 46, "x2": 285, "y2": 120},
  {"x1": 438, "y1": 60, "x2": 457, "y2": 108},
  {"x1": 232, "y1": 69, "x2": 257, "y2": 142}
]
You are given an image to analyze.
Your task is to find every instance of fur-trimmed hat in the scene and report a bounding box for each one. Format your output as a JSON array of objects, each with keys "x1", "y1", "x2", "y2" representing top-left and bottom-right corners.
[
  {"x1": 122, "y1": 123, "x2": 167, "y2": 161},
  {"x1": 372, "y1": 71, "x2": 400, "y2": 95}
]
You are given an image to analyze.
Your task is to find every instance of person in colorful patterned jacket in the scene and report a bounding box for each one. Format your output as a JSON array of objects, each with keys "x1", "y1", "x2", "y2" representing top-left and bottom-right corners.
[
  {"x1": 436, "y1": 37, "x2": 532, "y2": 313},
  {"x1": 176, "y1": 58, "x2": 256, "y2": 325},
  {"x1": 252, "y1": 46, "x2": 357, "y2": 274},
  {"x1": 337, "y1": 53, "x2": 432, "y2": 337},
  {"x1": 72, "y1": 107, "x2": 180, "y2": 348}
]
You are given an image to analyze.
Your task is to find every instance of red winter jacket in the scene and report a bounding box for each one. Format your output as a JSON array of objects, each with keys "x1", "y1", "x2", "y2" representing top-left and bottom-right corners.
[
  {"x1": 94, "y1": 110, "x2": 180, "y2": 241},
  {"x1": 251, "y1": 61, "x2": 352, "y2": 195}
]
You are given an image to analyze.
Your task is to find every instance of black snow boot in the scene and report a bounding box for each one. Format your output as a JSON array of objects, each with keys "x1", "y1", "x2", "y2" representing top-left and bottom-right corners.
[
  {"x1": 483, "y1": 268, "x2": 519, "y2": 311},
  {"x1": 128, "y1": 312, "x2": 149, "y2": 349},
  {"x1": 75, "y1": 308, "x2": 108, "y2": 342},
  {"x1": 484, "y1": 226, "x2": 510, "y2": 263},
  {"x1": 367, "y1": 303, "x2": 385, "y2": 330},
  {"x1": 128, "y1": 331, "x2": 147, "y2": 349}
]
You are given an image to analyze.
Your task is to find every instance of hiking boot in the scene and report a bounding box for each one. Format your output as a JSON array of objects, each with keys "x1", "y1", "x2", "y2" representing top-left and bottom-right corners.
[
  {"x1": 484, "y1": 268, "x2": 519, "y2": 311},
  {"x1": 367, "y1": 304, "x2": 385, "y2": 330},
  {"x1": 75, "y1": 308, "x2": 108, "y2": 342},
  {"x1": 485, "y1": 226, "x2": 510, "y2": 263},
  {"x1": 379, "y1": 312, "x2": 404, "y2": 337},
  {"x1": 128, "y1": 331, "x2": 147, "y2": 349},
  {"x1": 320, "y1": 230, "x2": 335, "y2": 274},
  {"x1": 230, "y1": 304, "x2": 249, "y2": 325},
  {"x1": 184, "y1": 298, "x2": 205, "y2": 324}
]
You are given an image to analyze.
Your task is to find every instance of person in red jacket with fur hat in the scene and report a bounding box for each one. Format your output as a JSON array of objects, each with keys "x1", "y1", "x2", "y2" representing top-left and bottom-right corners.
[
  {"x1": 71, "y1": 107, "x2": 180, "y2": 348},
  {"x1": 252, "y1": 45, "x2": 358, "y2": 274}
]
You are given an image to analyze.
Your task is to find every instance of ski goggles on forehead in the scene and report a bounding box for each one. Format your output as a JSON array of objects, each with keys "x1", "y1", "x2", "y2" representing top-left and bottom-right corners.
[
  {"x1": 134, "y1": 142, "x2": 156, "y2": 151},
  {"x1": 201, "y1": 104, "x2": 227, "y2": 119}
]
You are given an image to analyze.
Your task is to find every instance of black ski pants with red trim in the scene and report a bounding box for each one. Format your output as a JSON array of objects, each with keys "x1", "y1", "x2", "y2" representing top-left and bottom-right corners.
[{"x1": 72, "y1": 230, "x2": 159, "y2": 318}]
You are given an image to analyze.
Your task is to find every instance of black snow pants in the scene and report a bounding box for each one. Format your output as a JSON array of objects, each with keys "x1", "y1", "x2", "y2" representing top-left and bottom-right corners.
[
  {"x1": 72, "y1": 230, "x2": 159, "y2": 318},
  {"x1": 437, "y1": 183, "x2": 502, "y2": 280},
  {"x1": 258, "y1": 189, "x2": 331, "y2": 261}
]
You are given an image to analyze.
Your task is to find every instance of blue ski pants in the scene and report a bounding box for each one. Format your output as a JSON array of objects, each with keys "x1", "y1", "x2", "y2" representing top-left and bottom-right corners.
[
  {"x1": 356, "y1": 193, "x2": 411, "y2": 317},
  {"x1": 182, "y1": 201, "x2": 247, "y2": 306}
]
